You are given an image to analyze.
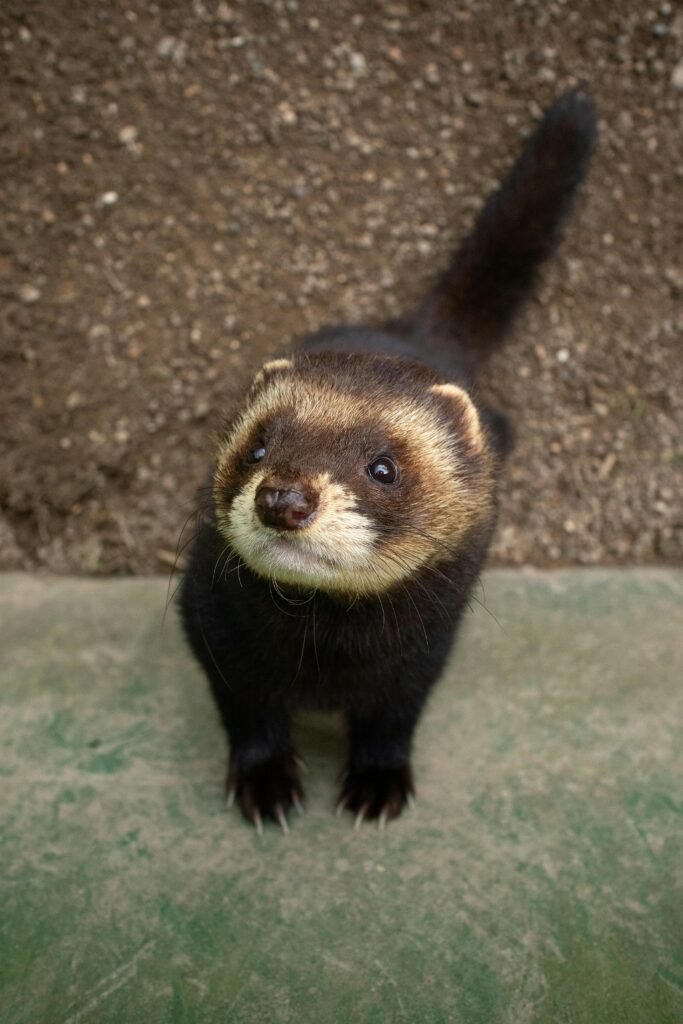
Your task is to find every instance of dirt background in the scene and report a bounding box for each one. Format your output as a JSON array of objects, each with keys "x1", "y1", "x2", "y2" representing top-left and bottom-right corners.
[{"x1": 1, "y1": 0, "x2": 681, "y2": 575}]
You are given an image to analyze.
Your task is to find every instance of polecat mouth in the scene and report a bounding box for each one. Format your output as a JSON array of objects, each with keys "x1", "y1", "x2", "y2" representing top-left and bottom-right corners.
[{"x1": 259, "y1": 534, "x2": 337, "y2": 574}]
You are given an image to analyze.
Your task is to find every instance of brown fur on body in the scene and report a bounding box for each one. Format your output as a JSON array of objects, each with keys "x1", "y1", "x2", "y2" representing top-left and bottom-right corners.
[{"x1": 179, "y1": 90, "x2": 597, "y2": 830}]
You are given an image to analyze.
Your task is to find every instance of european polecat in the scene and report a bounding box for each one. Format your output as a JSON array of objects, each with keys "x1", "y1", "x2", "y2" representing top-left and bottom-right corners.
[{"x1": 179, "y1": 90, "x2": 597, "y2": 831}]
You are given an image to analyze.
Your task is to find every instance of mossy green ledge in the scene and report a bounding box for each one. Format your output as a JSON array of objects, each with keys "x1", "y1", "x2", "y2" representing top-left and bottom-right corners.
[{"x1": 1, "y1": 570, "x2": 681, "y2": 1024}]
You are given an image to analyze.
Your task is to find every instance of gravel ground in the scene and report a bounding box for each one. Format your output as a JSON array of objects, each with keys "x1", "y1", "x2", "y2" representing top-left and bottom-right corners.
[{"x1": 1, "y1": 0, "x2": 681, "y2": 574}]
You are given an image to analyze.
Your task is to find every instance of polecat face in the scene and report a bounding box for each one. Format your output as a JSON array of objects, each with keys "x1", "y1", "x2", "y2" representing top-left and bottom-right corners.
[{"x1": 213, "y1": 353, "x2": 495, "y2": 596}]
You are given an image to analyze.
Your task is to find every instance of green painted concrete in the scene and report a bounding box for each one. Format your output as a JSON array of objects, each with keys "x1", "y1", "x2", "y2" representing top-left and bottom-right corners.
[{"x1": 0, "y1": 570, "x2": 681, "y2": 1024}]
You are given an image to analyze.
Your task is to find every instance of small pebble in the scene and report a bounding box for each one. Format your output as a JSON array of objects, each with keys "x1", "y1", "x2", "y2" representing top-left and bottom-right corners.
[
  {"x1": 157, "y1": 36, "x2": 178, "y2": 58},
  {"x1": 349, "y1": 51, "x2": 367, "y2": 74},
  {"x1": 118, "y1": 125, "x2": 138, "y2": 145},
  {"x1": 424, "y1": 62, "x2": 440, "y2": 85},
  {"x1": 276, "y1": 101, "x2": 298, "y2": 125},
  {"x1": 19, "y1": 284, "x2": 41, "y2": 303},
  {"x1": 598, "y1": 453, "x2": 617, "y2": 479},
  {"x1": 672, "y1": 59, "x2": 683, "y2": 89}
]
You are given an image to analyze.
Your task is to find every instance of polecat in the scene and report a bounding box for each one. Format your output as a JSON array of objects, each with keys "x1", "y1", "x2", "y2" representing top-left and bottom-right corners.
[{"x1": 179, "y1": 90, "x2": 597, "y2": 831}]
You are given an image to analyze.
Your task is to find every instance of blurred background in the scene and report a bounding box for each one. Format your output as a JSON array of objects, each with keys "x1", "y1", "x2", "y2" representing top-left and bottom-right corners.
[{"x1": 1, "y1": 0, "x2": 681, "y2": 575}]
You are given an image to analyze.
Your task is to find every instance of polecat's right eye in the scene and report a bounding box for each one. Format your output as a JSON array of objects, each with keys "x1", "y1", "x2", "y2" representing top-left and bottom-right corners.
[{"x1": 246, "y1": 445, "x2": 267, "y2": 464}]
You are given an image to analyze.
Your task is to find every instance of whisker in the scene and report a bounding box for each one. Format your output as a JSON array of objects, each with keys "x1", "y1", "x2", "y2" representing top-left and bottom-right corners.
[
  {"x1": 197, "y1": 610, "x2": 232, "y2": 691},
  {"x1": 376, "y1": 591, "x2": 386, "y2": 632},
  {"x1": 212, "y1": 543, "x2": 234, "y2": 588},
  {"x1": 369, "y1": 546, "x2": 449, "y2": 622},
  {"x1": 169, "y1": 487, "x2": 215, "y2": 512},
  {"x1": 293, "y1": 611, "x2": 308, "y2": 682},
  {"x1": 162, "y1": 571, "x2": 188, "y2": 627},
  {"x1": 400, "y1": 582, "x2": 429, "y2": 650},
  {"x1": 220, "y1": 550, "x2": 241, "y2": 582},
  {"x1": 311, "y1": 596, "x2": 320, "y2": 680},
  {"x1": 222, "y1": 558, "x2": 246, "y2": 582},
  {"x1": 272, "y1": 578, "x2": 316, "y2": 606},
  {"x1": 162, "y1": 504, "x2": 209, "y2": 625},
  {"x1": 373, "y1": 521, "x2": 505, "y2": 633},
  {"x1": 267, "y1": 579, "x2": 309, "y2": 618},
  {"x1": 386, "y1": 593, "x2": 403, "y2": 657}
]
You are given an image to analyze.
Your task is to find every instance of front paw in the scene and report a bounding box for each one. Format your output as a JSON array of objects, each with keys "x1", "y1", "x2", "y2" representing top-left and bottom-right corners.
[
  {"x1": 228, "y1": 752, "x2": 304, "y2": 833},
  {"x1": 338, "y1": 763, "x2": 414, "y2": 828}
]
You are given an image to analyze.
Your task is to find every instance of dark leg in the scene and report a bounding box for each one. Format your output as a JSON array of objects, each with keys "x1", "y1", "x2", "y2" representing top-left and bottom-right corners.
[
  {"x1": 222, "y1": 699, "x2": 304, "y2": 832},
  {"x1": 179, "y1": 562, "x2": 303, "y2": 832},
  {"x1": 339, "y1": 704, "x2": 422, "y2": 826}
]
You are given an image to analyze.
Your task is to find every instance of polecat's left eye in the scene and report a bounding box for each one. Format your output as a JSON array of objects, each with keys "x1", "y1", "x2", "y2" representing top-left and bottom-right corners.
[
  {"x1": 246, "y1": 444, "x2": 267, "y2": 464},
  {"x1": 367, "y1": 456, "x2": 398, "y2": 484}
]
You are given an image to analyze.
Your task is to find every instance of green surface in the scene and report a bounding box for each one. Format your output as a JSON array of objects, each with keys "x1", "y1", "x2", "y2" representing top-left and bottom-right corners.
[{"x1": 1, "y1": 570, "x2": 682, "y2": 1024}]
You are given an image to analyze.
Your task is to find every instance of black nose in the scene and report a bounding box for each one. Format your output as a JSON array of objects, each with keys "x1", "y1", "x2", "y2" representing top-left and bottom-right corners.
[{"x1": 254, "y1": 484, "x2": 317, "y2": 531}]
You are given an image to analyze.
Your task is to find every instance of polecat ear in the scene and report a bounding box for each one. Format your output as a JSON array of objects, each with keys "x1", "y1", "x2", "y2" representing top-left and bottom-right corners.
[
  {"x1": 251, "y1": 358, "x2": 294, "y2": 389},
  {"x1": 430, "y1": 382, "x2": 484, "y2": 451}
]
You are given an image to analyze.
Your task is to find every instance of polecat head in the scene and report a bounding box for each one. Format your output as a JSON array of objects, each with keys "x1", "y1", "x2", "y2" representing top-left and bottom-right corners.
[{"x1": 213, "y1": 353, "x2": 496, "y2": 597}]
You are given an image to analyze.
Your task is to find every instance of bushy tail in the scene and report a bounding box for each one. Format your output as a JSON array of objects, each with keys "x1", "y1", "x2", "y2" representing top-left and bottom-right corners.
[{"x1": 418, "y1": 89, "x2": 597, "y2": 364}]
